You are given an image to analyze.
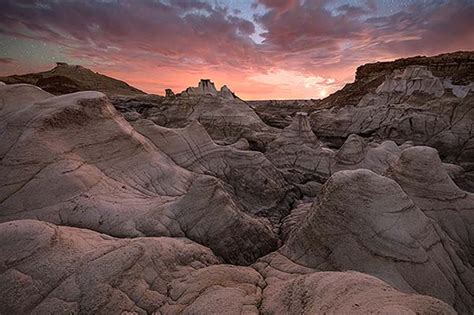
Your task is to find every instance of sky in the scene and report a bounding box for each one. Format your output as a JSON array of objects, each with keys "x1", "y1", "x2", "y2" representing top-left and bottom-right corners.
[{"x1": 0, "y1": 0, "x2": 473, "y2": 100}]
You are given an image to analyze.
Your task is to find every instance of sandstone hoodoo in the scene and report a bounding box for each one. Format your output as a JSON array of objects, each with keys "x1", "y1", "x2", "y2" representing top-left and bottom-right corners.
[{"x1": 1, "y1": 51, "x2": 473, "y2": 314}]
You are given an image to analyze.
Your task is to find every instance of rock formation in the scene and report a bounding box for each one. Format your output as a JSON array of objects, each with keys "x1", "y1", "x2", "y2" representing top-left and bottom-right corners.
[
  {"x1": 266, "y1": 167, "x2": 474, "y2": 313},
  {"x1": 165, "y1": 88, "x2": 175, "y2": 97},
  {"x1": 113, "y1": 80, "x2": 278, "y2": 151},
  {"x1": 130, "y1": 119, "x2": 295, "y2": 217},
  {"x1": 1, "y1": 51, "x2": 473, "y2": 314},
  {"x1": 310, "y1": 64, "x2": 474, "y2": 187},
  {"x1": 0, "y1": 62, "x2": 145, "y2": 96},
  {"x1": 265, "y1": 113, "x2": 403, "y2": 185},
  {"x1": 0, "y1": 83, "x2": 278, "y2": 265}
]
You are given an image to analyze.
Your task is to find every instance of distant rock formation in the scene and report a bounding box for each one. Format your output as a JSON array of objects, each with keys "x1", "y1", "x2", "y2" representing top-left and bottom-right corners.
[
  {"x1": 376, "y1": 65, "x2": 445, "y2": 97},
  {"x1": 113, "y1": 81, "x2": 277, "y2": 151},
  {"x1": 165, "y1": 88, "x2": 175, "y2": 97},
  {"x1": 182, "y1": 79, "x2": 218, "y2": 96},
  {"x1": 310, "y1": 60, "x2": 474, "y2": 184},
  {"x1": 180, "y1": 79, "x2": 237, "y2": 99},
  {"x1": 0, "y1": 62, "x2": 145, "y2": 96},
  {"x1": 265, "y1": 113, "x2": 402, "y2": 185}
]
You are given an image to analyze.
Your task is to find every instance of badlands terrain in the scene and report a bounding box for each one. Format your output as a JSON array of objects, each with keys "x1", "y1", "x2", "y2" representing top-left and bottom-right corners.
[{"x1": 1, "y1": 52, "x2": 473, "y2": 314}]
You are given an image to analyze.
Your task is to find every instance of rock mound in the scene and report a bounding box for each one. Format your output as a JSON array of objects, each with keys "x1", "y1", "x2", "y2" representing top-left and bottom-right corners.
[
  {"x1": 279, "y1": 169, "x2": 474, "y2": 312},
  {"x1": 388, "y1": 146, "x2": 474, "y2": 263},
  {"x1": 0, "y1": 62, "x2": 145, "y2": 96}
]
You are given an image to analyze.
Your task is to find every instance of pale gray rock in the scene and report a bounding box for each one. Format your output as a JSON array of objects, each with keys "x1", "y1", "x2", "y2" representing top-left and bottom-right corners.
[
  {"x1": 257, "y1": 270, "x2": 456, "y2": 315},
  {"x1": 387, "y1": 146, "x2": 474, "y2": 265},
  {"x1": 130, "y1": 119, "x2": 295, "y2": 216},
  {"x1": 443, "y1": 79, "x2": 474, "y2": 98},
  {"x1": 0, "y1": 220, "x2": 221, "y2": 314},
  {"x1": 219, "y1": 85, "x2": 236, "y2": 100},
  {"x1": 266, "y1": 113, "x2": 403, "y2": 184},
  {"x1": 0, "y1": 83, "x2": 277, "y2": 264},
  {"x1": 182, "y1": 79, "x2": 218, "y2": 96},
  {"x1": 265, "y1": 112, "x2": 335, "y2": 182},
  {"x1": 277, "y1": 169, "x2": 474, "y2": 312},
  {"x1": 1, "y1": 220, "x2": 454, "y2": 315},
  {"x1": 310, "y1": 66, "x2": 474, "y2": 182},
  {"x1": 113, "y1": 83, "x2": 279, "y2": 151},
  {"x1": 227, "y1": 137, "x2": 250, "y2": 150},
  {"x1": 0, "y1": 220, "x2": 273, "y2": 314},
  {"x1": 376, "y1": 65, "x2": 445, "y2": 97}
]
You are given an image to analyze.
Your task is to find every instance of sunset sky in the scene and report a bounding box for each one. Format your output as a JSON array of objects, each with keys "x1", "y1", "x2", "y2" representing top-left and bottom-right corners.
[{"x1": 1, "y1": 0, "x2": 473, "y2": 100}]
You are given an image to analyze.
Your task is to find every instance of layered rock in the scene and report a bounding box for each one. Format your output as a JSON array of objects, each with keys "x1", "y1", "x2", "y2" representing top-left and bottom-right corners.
[
  {"x1": 265, "y1": 113, "x2": 334, "y2": 183},
  {"x1": 248, "y1": 99, "x2": 319, "y2": 128},
  {"x1": 0, "y1": 220, "x2": 234, "y2": 314},
  {"x1": 265, "y1": 113, "x2": 402, "y2": 185},
  {"x1": 271, "y1": 168, "x2": 474, "y2": 313},
  {"x1": 376, "y1": 65, "x2": 445, "y2": 97},
  {"x1": 113, "y1": 81, "x2": 279, "y2": 151},
  {"x1": 0, "y1": 83, "x2": 277, "y2": 264},
  {"x1": 0, "y1": 220, "x2": 456, "y2": 314},
  {"x1": 387, "y1": 146, "x2": 474, "y2": 264},
  {"x1": 182, "y1": 79, "x2": 218, "y2": 96},
  {"x1": 310, "y1": 65, "x2": 474, "y2": 185},
  {"x1": 131, "y1": 119, "x2": 295, "y2": 217},
  {"x1": 257, "y1": 270, "x2": 455, "y2": 314}
]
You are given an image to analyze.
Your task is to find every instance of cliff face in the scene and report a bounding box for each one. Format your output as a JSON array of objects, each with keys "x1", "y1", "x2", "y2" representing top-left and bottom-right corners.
[
  {"x1": 318, "y1": 51, "x2": 474, "y2": 109},
  {"x1": 356, "y1": 51, "x2": 474, "y2": 84}
]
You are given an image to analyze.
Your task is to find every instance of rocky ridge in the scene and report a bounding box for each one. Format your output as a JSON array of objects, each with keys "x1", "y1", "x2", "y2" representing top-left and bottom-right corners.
[{"x1": 0, "y1": 62, "x2": 145, "y2": 96}]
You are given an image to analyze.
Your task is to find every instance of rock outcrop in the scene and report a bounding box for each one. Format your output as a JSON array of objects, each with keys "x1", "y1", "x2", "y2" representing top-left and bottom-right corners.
[
  {"x1": 165, "y1": 88, "x2": 175, "y2": 97},
  {"x1": 388, "y1": 146, "x2": 474, "y2": 264},
  {"x1": 182, "y1": 79, "x2": 218, "y2": 96},
  {"x1": 0, "y1": 83, "x2": 277, "y2": 265},
  {"x1": 130, "y1": 119, "x2": 295, "y2": 217},
  {"x1": 113, "y1": 80, "x2": 278, "y2": 151},
  {"x1": 268, "y1": 166, "x2": 474, "y2": 313},
  {"x1": 265, "y1": 113, "x2": 402, "y2": 185},
  {"x1": 310, "y1": 64, "x2": 474, "y2": 187},
  {"x1": 0, "y1": 62, "x2": 145, "y2": 96}
]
